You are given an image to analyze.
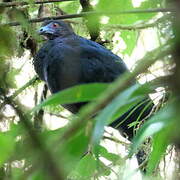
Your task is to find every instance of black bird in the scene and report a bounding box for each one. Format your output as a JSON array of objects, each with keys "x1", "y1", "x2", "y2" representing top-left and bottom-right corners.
[{"x1": 33, "y1": 20, "x2": 153, "y2": 140}]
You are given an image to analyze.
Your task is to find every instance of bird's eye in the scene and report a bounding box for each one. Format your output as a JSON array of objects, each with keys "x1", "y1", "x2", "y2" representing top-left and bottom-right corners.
[{"x1": 52, "y1": 23, "x2": 59, "y2": 28}]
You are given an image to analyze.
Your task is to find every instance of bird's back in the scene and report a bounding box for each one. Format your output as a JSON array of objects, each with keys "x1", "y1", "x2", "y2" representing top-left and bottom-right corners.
[{"x1": 34, "y1": 34, "x2": 129, "y2": 93}]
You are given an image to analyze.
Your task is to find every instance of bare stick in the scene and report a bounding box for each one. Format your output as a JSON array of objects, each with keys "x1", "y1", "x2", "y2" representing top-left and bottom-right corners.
[
  {"x1": 0, "y1": 0, "x2": 75, "y2": 8},
  {"x1": 104, "y1": 14, "x2": 172, "y2": 30},
  {"x1": 2, "y1": 8, "x2": 176, "y2": 26}
]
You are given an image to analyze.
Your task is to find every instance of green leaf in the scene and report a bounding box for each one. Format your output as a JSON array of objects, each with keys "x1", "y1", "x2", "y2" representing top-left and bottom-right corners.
[
  {"x1": 136, "y1": 0, "x2": 162, "y2": 21},
  {"x1": 32, "y1": 83, "x2": 109, "y2": 113},
  {"x1": 42, "y1": 128, "x2": 66, "y2": 146},
  {"x1": 28, "y1": 170, "x2": 49, "y2": 180},
  {"x1": 11, "y1": 168, "x2": 23, "y2": 180},
  {"x1": 110, "y1": 79, "x2": 157, "y2": 124},
  {"x1": 129, "y1": 103, "x2": 175, "y2": 157},
  {"x1": 96, "y1": 0, "x2": 138, "y2": 25},
  {"x1": 99, "y1": 145, "x2": 120, "y2": 163},
  {"x1": 91, "y1": 84, "x2": 142, "y2": 155},
  {"x1": 59, "y1": 1, "x2": 80, "y2": 14},
  {"x1": 0, "y1": 26, "x2": 16, "y2": 57},
  {"x1": 0, "y1": 132, "x2": 15, "y2": 165},
  {"x1": 130, "y1": 81, "x2": 156, "y2": 97},
  {"x1": 73, "y1": 154, "x2": 97, "y2": 178},
  {"x1": 6, "y1": 67, "x2": 20, "y2": 89},
  {"x1": 91, "y1": 79, "x2": 160, "y2": 156},
  {"x1": 98, "y1": 160, "x2": 111, "y2": 176},
  {"x1": 57, "y1": 129, "x2": 89, "y2": 173},
  {"x1": 120, "y1": 30, "x2": 138, "y2": 55},
  {"x1": 110, "y1": 97, "x2": 141, "y2": 124},
  {"x1": 62, "y1": 129, "x2": 89, "y2": 158},
  {"x1": 95, "y1": 0, "x2": 161, "y2": 25},
  {"x1": 146, "y1": 124, "x2": 173, "y2": 174},
  {"x1": 70, "y1": 152, "x2": 111, "y2": 178}
]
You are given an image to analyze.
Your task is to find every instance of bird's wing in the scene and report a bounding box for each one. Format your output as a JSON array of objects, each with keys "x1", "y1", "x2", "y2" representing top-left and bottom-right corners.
[
  {"x1": 42, "y1": 44, "x2": 78, "y2": 93},
  {"x1": 78, "y1": 39, "x2": 129, "y2": 83},
  {"x1": 33, "y1": 41, "x2": 52, "y2": 81},
  {"x1": 41, "y1": 37, "x2": 130, "y2": 94}
]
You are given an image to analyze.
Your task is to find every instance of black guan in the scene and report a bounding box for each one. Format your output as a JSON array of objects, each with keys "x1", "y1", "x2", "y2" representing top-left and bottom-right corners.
[{"x1": 33, "y1": 20, "x2": 154, "y2": 140}]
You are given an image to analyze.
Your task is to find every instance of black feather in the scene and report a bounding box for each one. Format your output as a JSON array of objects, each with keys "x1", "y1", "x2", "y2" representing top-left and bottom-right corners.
[{"x1": 34, "y1": 20, "x2": 154, "y2": 139}]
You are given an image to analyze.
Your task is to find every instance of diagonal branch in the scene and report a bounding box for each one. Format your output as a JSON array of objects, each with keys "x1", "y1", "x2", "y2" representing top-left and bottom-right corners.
[
  {"x1": 2, "y1": 8, "x2": 176, "y2": 26},
  {"x1": 104, "y1": 14, "x2": 172, "y2": 30},
  {"x1": 11, "y1": 76, "x2": 39, "y2": 99},
  {"x1": 0, "y1": 0, "x2": 75, "y2": 8},
  {"x1": 0, "y1": 76, "x2": 39, "y2": 110}
]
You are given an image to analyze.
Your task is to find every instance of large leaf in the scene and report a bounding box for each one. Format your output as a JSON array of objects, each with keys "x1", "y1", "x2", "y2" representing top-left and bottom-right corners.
[
  {"x1": 57, "y1": 129, "x2": 89, "y2": 173},
  {"x1": 7, "y1": 8, "x2": 29, "y2": 28},
  {"x1": 136, "y1": 0, "x2": 162, "y2": 21},
  {"x1": 120, "y1": 30, "x2": 138, "y2": 55},
  {"x1": 91, "y1": 78, "x2": 158, "y2": 154},
  {"x1": 146, "y1": 124, "x2": 173, "y2": 174},
  {"x1": 70, "y1": 152, "x2": 111, "y2": 179},
  {"x1": 71, "y1": 154, "x2": 97, "y2": 178},
  {"x1": 110, "y1": 79, "x2": 157, "y2": 124},
  {"x1": 91, "y1": 84, "x2": 143, "y2": 155},
  {"x1": 0, "y1": 26, "x2": 16, "y2": 57},
  {"x1": 96, "y1": 0, "x2": 137, "y2": 25},
  {"x1": 95, "y1": 0, "x2": 161, "y2": 25},
  {"x1": 129, "y1": 103, "x2": 175, "y2": 157},
  {"x1": 0, "y1": 132, "x2": 15, "y2": 165},
  {"x1": 28, "y1": 170, "x2": 49, "y2": 180},
  {"x1": 32, "y1": 83, "x2": 109, "y2": 113},
  {"x1": 98, "y1": 145, "x2": 120, "y2": 163},
  {"x1": 59, "y1": 1, "x2": 80, "y2": 14}
]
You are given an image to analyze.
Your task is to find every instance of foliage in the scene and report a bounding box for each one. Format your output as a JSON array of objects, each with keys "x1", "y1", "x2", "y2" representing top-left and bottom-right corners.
[{"x1": 0, "y1": 0, "x2": 178, "y2": 179}]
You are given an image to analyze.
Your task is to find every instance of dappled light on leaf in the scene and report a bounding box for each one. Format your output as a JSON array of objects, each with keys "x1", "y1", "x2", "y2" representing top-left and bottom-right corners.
[{"x1": 0, "y1": 26, "x2": 16, "y2": 57}]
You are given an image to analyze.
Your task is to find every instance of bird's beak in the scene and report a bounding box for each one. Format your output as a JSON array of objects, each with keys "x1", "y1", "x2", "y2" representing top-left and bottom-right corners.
[{"x1": 38, "y1": 25, "x2": 54, "y2": 35}]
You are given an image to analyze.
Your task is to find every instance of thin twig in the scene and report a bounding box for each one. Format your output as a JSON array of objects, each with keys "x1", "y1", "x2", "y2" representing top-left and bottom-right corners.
[
  {"x1": 0, "y1": 76, "x2": 39, "y2": 110},
  {"x1": 104, "y1": 14, "x2": 173, "y2": 30},
  {"x1": 103, "y1": 136, "x2": 130, "y2": 146},
  {"x1": 33, "y1": 84, "x2": 48, "y2": 131},
  {"x1": 11, "y1": 76, "x2": 39, "y2": 99},
  {"x1": 0, "y1": 0, "x2": 75, "y2": 8},
  {"x1": 49, "y1": 113, "x2": 68, "y2": 119},
  {"x1": 2, "y1": 8, "x2": 176, "y2": 27}
]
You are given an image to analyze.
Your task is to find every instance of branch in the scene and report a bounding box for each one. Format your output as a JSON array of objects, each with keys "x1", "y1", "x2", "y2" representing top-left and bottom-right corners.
[
  {"x1": 11, "y1": 76, "x2": 39, "y2": 99},
  {"x1": 59, "y1": 42, "x2": 172, "y2": 142},
  {"x1": 103, "y1": 136, "x2": 130, "y2": 146},
  {"x1": 33, "y1": 84, "x2": 48, "y2": 131},
  {"x1": 2, "y1": 8, "x2": 176, "y2": 26},
  {"x1": 0, "y1": 0, "x2": 75, "y2": 8},
  {"x1": 0, "y1": 76, "x2": 39, "y2": 110},
  {"x1": 104, "y1": 14, "x2": 172, "y2": 30},
  {"x1": 80, "y1": 0, "x2": 100, "y2": 41},
  {"x1": 0, "y1": 90, "x2": 65, "y2": 180}
]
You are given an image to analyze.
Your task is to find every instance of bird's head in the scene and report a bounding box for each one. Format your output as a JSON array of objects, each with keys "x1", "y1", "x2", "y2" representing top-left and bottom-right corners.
[{"x1": 38, "y1": 20, "x2": 74, "y2": 40}]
